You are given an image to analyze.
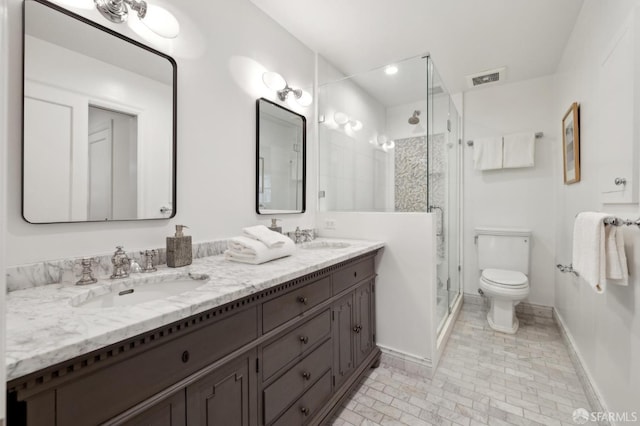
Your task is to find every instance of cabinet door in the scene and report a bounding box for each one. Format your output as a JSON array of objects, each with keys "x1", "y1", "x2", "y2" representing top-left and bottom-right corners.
[
  {"x1": 121, "y1": 391, "x2": 186, "y2": 426},
  {"x1": 332, "y1": 293, "x2": 355, "y2": 389},
  {"x1": 186, "y1": 351, "x2": 256, "y2": 426},
  {"x1": 355, "y1": 282, "x2": 374, "y2": 366}
]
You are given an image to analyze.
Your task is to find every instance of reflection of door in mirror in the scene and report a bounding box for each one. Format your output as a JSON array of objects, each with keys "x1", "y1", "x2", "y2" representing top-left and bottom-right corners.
[
  {"x1": 88, "y1": 106, "x2": 138, "y2": 221},
  {"x1": 256, "y1": 98, "x2": 306, "y2": 214}
]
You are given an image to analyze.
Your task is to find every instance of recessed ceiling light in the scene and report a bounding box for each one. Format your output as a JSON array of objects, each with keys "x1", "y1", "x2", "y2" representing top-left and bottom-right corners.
[{"x1": 385, "y1": 65, "x2": 398, "y2": 75}]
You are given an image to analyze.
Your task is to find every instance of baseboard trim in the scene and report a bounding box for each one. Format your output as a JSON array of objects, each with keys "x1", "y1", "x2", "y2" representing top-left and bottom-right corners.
[
  {"x1": 463, "y1": 293, "x2": 554, "y2": 319},
  {"x1": 553, "y1": 309, "x2": 611, "y2": 426},
  {"x1": 378, "y1": 345, "x2": 433, "y2": 378}
]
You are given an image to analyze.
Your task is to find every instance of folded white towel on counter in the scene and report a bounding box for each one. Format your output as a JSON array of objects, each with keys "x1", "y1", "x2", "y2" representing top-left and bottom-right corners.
[
  {"x1": 224, "y1": 236, "x2": 295, "y2": 265},
  {"x1": 473, "y1": 137, "x2": 503, "y2": 170},
  {"x1": 503, "y1": 132, "x2": 535, "y2": 168},
  {"x1": 572, "y1": 212, "x2": 629, "y2": 293},
  {"x1": 243, "y1": 225, "x2": 289, "y2": 248}
]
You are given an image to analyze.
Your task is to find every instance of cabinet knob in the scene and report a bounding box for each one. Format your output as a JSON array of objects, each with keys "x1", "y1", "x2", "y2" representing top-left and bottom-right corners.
[
  {"x1": 297, "y1": 296, "x2": 308, "y2": 305},
  {"x1": 181, "y1": 351, "x2": 190, "y2": 363},
  {"x1": 353, "y1": 325, "x2": 362, "y2": 334},
  {"x1": 299, "y1": 335, "x2": 309, "y2": 344},
  {"x1": 301, "y1": 371, "x2": 311, "y2": 380},
  {"x1": 300, "y1": 407, "x2": 310, "y2": 416}
]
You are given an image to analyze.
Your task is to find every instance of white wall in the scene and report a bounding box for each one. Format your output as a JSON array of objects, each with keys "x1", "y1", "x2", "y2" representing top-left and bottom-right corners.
[
  {"x1": 317, "y1": 57, "x2": 391, "y2": 212},
  {"x1": 554, "y1": 0, "x2": 640, "y2": 415},
  {"x1": 5, "y1": 0, "x2": 315, "y2": 265},
  {"x1": 0, "y1": 0, "x2": 7, "y2": 418},
  {"x1": 316, "y1": 212, "x2": 437, "y2": 365},
  {"x1": 462, "y1": 76, "x2": 557, "y2": 306}
]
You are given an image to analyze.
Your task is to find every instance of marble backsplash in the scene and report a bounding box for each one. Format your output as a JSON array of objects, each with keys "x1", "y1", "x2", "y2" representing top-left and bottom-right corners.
[{"x1": 6, "y1": 239, "x2": 230, "y2": 293}]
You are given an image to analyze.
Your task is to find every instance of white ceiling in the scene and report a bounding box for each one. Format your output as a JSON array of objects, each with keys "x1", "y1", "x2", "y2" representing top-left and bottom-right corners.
[{"x1": 249, "y1": 0, "x2": 584, "y2": 94}]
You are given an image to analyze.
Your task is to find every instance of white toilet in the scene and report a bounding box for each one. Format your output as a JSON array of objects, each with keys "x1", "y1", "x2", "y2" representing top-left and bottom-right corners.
[{"x1": 476, "y1": 227, "x2": 531, "y2": 334}]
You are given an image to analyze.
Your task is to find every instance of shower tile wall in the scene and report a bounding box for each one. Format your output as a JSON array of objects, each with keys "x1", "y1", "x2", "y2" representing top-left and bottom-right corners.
[
  {"x1": 394, "y1": 134, "x2": 446, "y2": 258},
  {"x1": 394, "y1": 136, "x2": 428, "y2": 212}
]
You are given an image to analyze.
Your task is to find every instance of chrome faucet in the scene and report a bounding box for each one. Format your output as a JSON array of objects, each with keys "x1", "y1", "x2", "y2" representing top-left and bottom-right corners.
[
  {"x1": 140, "y1": 250, "x2": 157, "y2": 273},
  {"x1": 75, "y1": 258, "x2": 98, "y2": 285},
  {"x1": 111, "y1": 246, "x2": 130, "y2": 279},
  {"x1": 292, "y1": 227, "x2": 314, "y2": 244}
]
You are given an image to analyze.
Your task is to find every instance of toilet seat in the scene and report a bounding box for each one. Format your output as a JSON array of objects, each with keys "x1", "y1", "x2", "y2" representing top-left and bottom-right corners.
[{"x1": 481, "y1": 268, "x2": 528, "y2": 289}]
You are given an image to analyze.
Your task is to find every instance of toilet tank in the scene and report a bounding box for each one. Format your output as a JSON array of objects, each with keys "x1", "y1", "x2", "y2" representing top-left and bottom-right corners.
[{"x1": 476, "y1": 227, "x2": 531, "y2": 274}]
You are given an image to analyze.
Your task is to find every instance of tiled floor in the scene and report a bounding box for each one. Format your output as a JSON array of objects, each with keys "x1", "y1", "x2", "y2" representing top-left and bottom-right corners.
[{"x1": 331, "y1": 302, "x2": 592, "y2": 426}]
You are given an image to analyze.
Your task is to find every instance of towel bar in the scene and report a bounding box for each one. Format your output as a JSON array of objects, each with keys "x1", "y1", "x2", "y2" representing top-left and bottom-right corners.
[
  {"x1": 603, "y1": 216, "x2": 640, "y2": 227},
  {"x1": 557, "y1": 264, "x2": 579, "y2": 277},
  {"x1": 467, "y1": 132, "x2": 543, "y2": 147}
]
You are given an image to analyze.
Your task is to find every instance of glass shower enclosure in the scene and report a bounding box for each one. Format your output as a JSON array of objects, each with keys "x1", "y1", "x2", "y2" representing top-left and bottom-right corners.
[{"x1": 317, "y1": 54, "x2": 462, "y2": 354}]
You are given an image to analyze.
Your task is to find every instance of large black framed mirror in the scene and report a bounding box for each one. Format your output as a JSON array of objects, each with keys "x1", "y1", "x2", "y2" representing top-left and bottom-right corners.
[
  {"x1": 256, "y1": 98, "x2": 306, "y2": 214},
  {"x1": 22, "y1": 0, "x2": 177, "y2": 223}
]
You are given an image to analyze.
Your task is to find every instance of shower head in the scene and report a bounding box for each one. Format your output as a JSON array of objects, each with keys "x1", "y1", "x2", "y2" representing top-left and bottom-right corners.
[{"x1": 408, "y1": 110, "x2": 421, "y2": 125}]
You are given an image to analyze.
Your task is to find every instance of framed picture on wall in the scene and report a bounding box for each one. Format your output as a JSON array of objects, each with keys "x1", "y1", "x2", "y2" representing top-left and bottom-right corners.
[{"x1": 562, "y1": 102, "x2": 580, "y2": 184}]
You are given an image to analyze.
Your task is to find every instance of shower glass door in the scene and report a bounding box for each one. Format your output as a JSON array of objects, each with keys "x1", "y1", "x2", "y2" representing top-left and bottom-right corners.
[{"x1": 427, "y1": 58, "x2": 461, "y2": 335}]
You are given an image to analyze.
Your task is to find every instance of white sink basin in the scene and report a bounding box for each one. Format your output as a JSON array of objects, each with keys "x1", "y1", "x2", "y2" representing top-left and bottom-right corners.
[
  {"x1": 73, "y1": 274, "x2": 209, "y2": 308},
  {"x1": 300, "y1": 241, "x2": 351, "y2": 250}
]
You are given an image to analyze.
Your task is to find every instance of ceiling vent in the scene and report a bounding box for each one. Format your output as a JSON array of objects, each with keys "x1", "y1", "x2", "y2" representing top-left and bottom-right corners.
[{"x1": 466, "y1": 67, "x2": 507, "y2": 88}]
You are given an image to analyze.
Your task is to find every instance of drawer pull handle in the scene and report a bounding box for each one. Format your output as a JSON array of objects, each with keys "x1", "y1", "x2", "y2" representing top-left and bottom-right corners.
[
  {"x1": 353, "y1": 325, "x2": 362, "y2": 334},
  {"x1": 299, "y1": 335, "x2": 309, "y2": 344},
  {"x1": 297, "y1": 296, "x2": 308, "y2": 305},
  {"x1": 301, "y1": 407, "x2": 310, "y2": 416},
  {"x1": 181, "y1": 351, "x2": 190, "y2": 363},
  {"x1": 353, "y1": 271, "x2": 357, "y2": 278},
  {"x1": 302, "y1": 371, "x2": 311, "y2": 380}
]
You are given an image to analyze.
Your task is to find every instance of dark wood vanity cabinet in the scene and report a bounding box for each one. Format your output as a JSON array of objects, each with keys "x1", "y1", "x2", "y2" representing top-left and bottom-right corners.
[{"x1": 7, "y1": 251, "x2": 380, "y2": 426}]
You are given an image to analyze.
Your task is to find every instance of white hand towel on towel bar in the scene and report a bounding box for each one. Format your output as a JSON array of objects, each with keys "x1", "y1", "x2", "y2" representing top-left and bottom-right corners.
[
  {"x1": 572, "y1": 212, "x2": 629, "y2": 293},
  {"x1": 224, "y1": 236, "x2": 295, "y2": 265},
  {"x1": 473, "y1": 137, "x2": 503, "y2": 170},
  {"x1": 243, "y1": 225, "x2": 289, "y2": 248},
  {"x1": 503, "y1": 132, "x2": 535, "y2": 168}
]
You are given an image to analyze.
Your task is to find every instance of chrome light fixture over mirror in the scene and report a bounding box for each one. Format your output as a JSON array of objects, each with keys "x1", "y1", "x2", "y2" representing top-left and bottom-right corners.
[
  {"x1": 256, "y1": 98, "x2": 306, "y2": 214},
  {"x1": 262, "y1": 71, "x2": 313, "y2": 107},
  {"x1": 23, "y1": 0, "x2": 177, "y2": 223},
  {"x1": 94, "y1": 0, "x2": 179, "y2": 38}
]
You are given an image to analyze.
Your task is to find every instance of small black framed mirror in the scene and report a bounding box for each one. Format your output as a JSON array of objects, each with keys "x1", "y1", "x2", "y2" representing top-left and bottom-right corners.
[
  {"x1": 256, "y1": 98, "x2": 306, "y2": 214},
  {"x1": 22, "y1": 0, "x2": 177, "y2": 223}
]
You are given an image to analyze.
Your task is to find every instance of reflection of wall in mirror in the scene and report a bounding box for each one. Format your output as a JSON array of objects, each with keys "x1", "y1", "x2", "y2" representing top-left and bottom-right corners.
[
  {"x1": 23, "y1": 36, "x2": 172, "y2": 221},
  {"x1": 260, "y1": 116, "x2": 301, "y2": 211}
]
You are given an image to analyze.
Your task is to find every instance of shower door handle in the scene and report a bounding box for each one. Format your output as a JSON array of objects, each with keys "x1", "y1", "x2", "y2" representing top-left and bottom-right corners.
[{"x1": 429, "y1": 205, "x2": 444, "y2": 242}]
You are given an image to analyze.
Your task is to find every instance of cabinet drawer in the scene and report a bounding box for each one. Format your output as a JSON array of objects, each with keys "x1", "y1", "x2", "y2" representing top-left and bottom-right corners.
[
  {"x1": 333, "y1": 257, "x2": 374, "y2": 294},
  {"x1": 262, "y1": 309, "x2": 331, "y2": 381},
  {"x1": 263, "y1": 339, "x2": 332, "y2": 424},
  {"x1": 263, "y1": 276, "x2": 331, "y2": 333},
  {"x1": 56, "y1": 307, "x2": 257, "y2": 426},
  {"x1": 271, "y1": 370, "x2": 332, "y2": 426}
]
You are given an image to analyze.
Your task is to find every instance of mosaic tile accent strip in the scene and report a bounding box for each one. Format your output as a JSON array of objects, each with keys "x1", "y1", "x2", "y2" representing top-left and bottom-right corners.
[{"x1": 394, "y1": 136, "x2": 428, "y2": 212}]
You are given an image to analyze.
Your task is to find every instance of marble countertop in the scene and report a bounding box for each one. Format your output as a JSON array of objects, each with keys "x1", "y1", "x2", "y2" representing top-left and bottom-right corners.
[{"x1": 6, "y1": 238, "x2": 383, "y2": 382}]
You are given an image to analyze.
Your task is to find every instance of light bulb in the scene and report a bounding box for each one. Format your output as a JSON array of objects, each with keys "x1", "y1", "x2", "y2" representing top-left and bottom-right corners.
[
  {"x1": 385, "y1": 140, "x2": 395, "y2": 150},
  {"x1": 296, "y1": 90, "x2": 312, "y2": 107},
  {"x1": 351, "y1": 120, "x2": 363, "y2": 131},
  {"x1": 141, "y1": 4, "x2": 180, "y2": 39},
  {"x1": 334, "y1": 112, "x2": 349, "y2": 126},
  {"x1": 263, "y1": 72, "x2": 287, "y2": 91},
  {"x1": 385, "y1": 65, "x2": 398, "y2": 75},
  {"x1": 377, "y1": 134, "x2": 388, "y2": 145}
]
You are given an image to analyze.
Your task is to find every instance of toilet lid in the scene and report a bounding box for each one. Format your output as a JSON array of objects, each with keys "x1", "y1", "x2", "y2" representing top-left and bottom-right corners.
[{"x1": 482, "y1": 268, "x2": 528, "y2": 287}]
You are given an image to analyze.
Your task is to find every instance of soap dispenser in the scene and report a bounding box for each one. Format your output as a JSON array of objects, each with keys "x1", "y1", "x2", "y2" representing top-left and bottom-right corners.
[
  {"x1": 167, "y1": 225, "x2": 192, "y2": 267},
  {"x1": 268, "y1": 218, "x2": 282, "y2": 234}
]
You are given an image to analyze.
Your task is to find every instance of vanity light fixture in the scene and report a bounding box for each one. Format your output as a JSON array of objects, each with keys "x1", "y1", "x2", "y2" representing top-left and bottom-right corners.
[
  {"x1": 262, "y1": 71, "x2": 313, "y2": 107},
  {"x1": 370, "y1": 134, "x2": 395, "y2": 151},
  {"x1": 94, "y1": 0, "x2": 180, "y2": 38},
  {"x1": 333, "y1": 111, "x2": 363, "y2": 131}
]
